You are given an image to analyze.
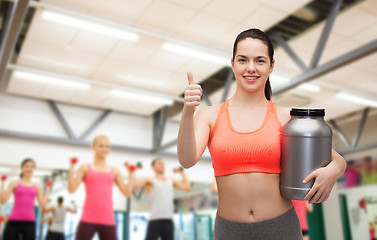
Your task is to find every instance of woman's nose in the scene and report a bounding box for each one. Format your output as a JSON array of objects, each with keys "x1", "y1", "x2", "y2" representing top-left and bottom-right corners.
[{"x1": 246, "y1": 62, "x2": 256, "y2": 72}]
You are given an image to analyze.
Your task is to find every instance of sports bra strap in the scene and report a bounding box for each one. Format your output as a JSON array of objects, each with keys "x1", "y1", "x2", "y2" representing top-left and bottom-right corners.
[{"x1": 219, "y1": 100, "x2": 228, "y2": 114}]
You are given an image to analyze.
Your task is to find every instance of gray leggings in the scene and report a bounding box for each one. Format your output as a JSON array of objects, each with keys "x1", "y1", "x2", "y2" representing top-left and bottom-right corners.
[{"x1": 214, "y1": 207, "x2": 303, "y2": 240}]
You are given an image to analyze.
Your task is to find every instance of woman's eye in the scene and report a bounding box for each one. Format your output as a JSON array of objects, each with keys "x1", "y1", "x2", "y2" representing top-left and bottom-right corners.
[
  {"x1": 238, "y1": 59, "x2": 246, "y2": 62},
  {"x1": 257, "y1": 59, "x2": 266, "y2": 63}
]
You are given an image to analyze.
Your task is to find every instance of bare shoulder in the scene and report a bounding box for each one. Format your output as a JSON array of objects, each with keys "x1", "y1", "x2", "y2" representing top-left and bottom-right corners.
[
  {"x1": 111, "y1": 167, "x2": 122, "y2": 178},
  {"x1": 9, "y1": 180, "x2": 18, "y2": 186},
  {"x1": 35, "y1": 183, "x2": 42, "y2": 191},
  {"x1": 78, "y1": 164, "x2": 89, "y2": 173},
  {"x1": 169, "y1": 176, "x2": 177, "y2": 183},
  {"x1": 145, "y1": 176, "x2": 154, "y2": 184},
  {"x1": 111, "y1": 166, "x2": 119, "y2": 174},
  {"x1": 9, "y1": 180, "x2": 18, "y2": 188},
  {"x1": 275, "y1": 104, "x2": 291, "y2": 126},
  {"x1": 195, "y1": 104, "x2": 221, "y2": 125}
]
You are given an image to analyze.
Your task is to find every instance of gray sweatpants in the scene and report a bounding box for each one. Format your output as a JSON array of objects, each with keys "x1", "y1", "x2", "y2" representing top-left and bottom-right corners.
[{"x1": 214, "y1": 207, "x2": 303, "y2": 240}]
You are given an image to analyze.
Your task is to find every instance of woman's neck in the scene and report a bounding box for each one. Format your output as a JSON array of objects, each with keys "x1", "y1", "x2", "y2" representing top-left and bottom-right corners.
[
  {"x1": 94, "y1": 157, "x2": 107, "y2": 165},
  {"x1": 232, "y1": 86, "x2": 267, "y2": 108},
  {"x1": 21, "y1": 176, "x2": 32, "y2": 182}
]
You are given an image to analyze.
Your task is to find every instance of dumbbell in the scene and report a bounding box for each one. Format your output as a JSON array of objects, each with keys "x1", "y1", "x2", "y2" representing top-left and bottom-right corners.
[
  {"x1": 136, "y1": 161, "x2": 143, "y2": 169},
  {"x1": 46, "y1": 180, "x2": 52, "y2": 187},
  {"x1": 124, "y1": 162, "x2": 136, "y2": 172},
  {"x1": 173, "y1": 166, "x2": 184, "y2": 173},
  {"x1": 70, "y1": 157, "x2": 78, "y2": 165},
  {"x1": 1, "y1": 174, "x2": 7, "y2": 181},
  {"x1": 124, "y1": 161, "x2": 143, "y2": 171}
]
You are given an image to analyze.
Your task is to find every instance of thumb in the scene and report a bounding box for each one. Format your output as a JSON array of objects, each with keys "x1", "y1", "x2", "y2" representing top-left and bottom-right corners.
[{"x1": 187, "y1": 72, "x2": 194, "y2": 85}]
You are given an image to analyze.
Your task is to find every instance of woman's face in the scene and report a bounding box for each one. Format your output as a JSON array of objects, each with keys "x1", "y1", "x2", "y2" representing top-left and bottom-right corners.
[
  {"x1": 92, "y1": 137, "x2": 110, "y2": 159},
  {"x1": 21, "y1": 161, "x2": 35, "y2": 178},
  {"x1": 232, "y1": 38, "x2": 274, "y2": 94}
]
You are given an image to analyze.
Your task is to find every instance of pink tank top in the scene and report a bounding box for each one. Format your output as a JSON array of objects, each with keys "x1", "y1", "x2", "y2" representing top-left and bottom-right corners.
[
  {"x1": 9, "y1": 184, "x2": 37, "y2": 221},
  {"x1": 81, "y1": 164, "x2": 115, "y2": 225}
]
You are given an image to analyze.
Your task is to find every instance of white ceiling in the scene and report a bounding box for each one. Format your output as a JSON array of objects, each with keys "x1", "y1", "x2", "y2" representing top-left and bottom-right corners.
[{"x1": 5, "y1": 0, "x2": 377, "y2": 119}]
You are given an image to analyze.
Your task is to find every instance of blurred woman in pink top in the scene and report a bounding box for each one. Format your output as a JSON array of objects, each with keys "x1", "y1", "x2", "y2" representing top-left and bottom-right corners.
[
  {"x1": 68, "y1": 135, "x2": 135, "y2": 240},
  {"x1": 1, "y1": 158, "x2": 50, "y2": 240},
  {"x1": 292, "y1": 200, "x2": 313, "y2": 240}
]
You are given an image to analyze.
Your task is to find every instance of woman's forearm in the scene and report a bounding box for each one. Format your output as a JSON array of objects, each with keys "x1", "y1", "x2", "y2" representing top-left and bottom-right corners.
[
  {"x1": 42, "y1": 187, "x2": 50, "y2": 208},
  {"x1": 329, "y1": 149, "x2": 346, "y2": 178},
  {"x1": 177, "y1": 109, "x2": 198, "y2": 168}
]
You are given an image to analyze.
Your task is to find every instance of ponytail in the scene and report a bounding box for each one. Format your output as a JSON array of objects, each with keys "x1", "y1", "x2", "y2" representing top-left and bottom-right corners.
[{"x1": 264, "y1": 78, "x2": 272, "y2": 101}]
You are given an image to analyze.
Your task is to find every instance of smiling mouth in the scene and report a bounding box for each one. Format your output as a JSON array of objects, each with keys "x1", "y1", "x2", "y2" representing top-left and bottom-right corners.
[{"x1": 244, "y1": 76, "x2": 259, "y2": 82}]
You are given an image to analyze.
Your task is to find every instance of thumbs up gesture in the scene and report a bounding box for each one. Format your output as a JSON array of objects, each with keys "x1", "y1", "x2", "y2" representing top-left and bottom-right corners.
[{"x1": 184, "y1": 72, "x2": 202, "y2": 114}]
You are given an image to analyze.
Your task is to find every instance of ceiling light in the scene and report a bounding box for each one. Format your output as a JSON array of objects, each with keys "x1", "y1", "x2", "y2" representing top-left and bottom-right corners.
[
  {"x1": 115, "y1": 74, "x2": 162, "y2": 87},
  {"x1": 336, "y1": 92, "x2": 377, "y2": 107},
  {"x1": 41, "y1": 10, "x2": 139, "y2": 42},
  {"x1": 14, "y1": 71, "x2": 91, "y2": 90},
  {"x1": 34, "y1": 170, "x2": 52, "y2": 176},
  {"x1": 17, "y1": 170, "x2": 52, "y2": 176},
  {"x1": 110, "y1": 89, "x2": 174, "y2": 106},
  {"x1": 270, "y1": 74, "x2": 290, "y2": 86},
  {"x1": 9, "y1": 176, "x2": 42, "y2": 182},
  {"x1": 297, "y1": 83, "x2": 320, "y2": 92},
  {"x1": 162, "y1": 42, "x2": 230, "y2": 66},
  {"x1": 0, "y1": 167, "x2": 11, "y2": 172}
]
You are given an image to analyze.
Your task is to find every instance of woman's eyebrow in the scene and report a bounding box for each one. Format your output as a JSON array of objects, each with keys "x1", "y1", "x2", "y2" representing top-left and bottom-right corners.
[{"x1": 236, "y1": 55, "x2": 268, "y2": 59}]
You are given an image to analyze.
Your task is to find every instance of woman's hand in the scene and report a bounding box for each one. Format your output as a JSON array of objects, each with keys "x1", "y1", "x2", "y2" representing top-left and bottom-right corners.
[
  {"x1": 183, "y1": 72, "x2": 202, "y2": 114},
  {"x1": 303, "y1": 163, "x2": 339, "y2": 204}
]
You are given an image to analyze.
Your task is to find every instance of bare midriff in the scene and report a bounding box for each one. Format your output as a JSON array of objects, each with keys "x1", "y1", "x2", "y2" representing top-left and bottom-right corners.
[{"x1": 216, "y1": 172, "x2": 292, "y2": 223}]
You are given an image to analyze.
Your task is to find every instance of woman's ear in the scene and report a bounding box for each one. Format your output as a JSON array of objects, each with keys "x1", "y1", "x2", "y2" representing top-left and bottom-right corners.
[{"x1": 270, "y1": 59, "x2": 275, "y2": 73}]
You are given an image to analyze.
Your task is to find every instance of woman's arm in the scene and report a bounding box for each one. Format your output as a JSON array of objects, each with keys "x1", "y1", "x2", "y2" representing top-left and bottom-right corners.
[
  {"x1": 114, "y1": 167, "x2": 135, "y2": 198},
  {"x1": 67, "y1": 163, "x2": 87, "y2": 194},
  {"x1": 211, "y1": 178, "x2": 218, "y2": 194},
  {"x1": 303, "y1": 149, "x2": 346, "y2": 203},
  {"x1": 36, "y1": 183, "x2": 50, "y2": 208},
  {"x1": 1, "y1": 181, "x2": 16, "y2": 204},
  {"x1": 177, "y1": 72, "x2": 212, "y2": 168}
]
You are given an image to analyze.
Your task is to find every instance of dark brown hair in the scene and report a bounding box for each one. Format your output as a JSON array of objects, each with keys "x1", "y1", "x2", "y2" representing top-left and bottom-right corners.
[
  {"x1": 232, "y1": 28, "x2": 274, "y2": 101},
  {"x1": 151, "y1": 157, "x2": 162, "y2": 167}
]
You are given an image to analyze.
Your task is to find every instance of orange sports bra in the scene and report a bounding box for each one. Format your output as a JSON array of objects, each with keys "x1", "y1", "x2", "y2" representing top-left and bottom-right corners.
[{"x1": 208, "y1": 100, "x2": 283, "y2": 177}]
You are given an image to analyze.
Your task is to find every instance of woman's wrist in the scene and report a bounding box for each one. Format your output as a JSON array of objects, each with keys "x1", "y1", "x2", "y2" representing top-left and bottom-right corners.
[
  {"x1": 182, "y1": 105, "x2": 195, "y2": 116},
  {"x1": 327, "y1": 160, "x2": 342, "y2": 179}
]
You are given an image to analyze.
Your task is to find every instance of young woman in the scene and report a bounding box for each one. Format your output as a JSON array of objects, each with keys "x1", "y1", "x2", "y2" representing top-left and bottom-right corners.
[
  {"x1": 67, "y1": 135, "x2": 135, "y2": 240},
  {"x1": 177, "y1": 28, "x2": 346, "y2": 240},
  {"x1": 42, "y1": 196, "x2": 77, "y2": 240},
  {"x1": 1, "y1": 158, "x2": 50, "y2": 240}
]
